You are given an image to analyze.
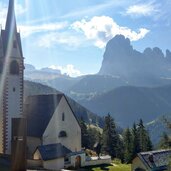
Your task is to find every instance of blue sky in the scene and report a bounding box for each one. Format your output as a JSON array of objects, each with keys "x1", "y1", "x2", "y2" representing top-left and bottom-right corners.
[{"x1": 1, "y1": 0, "x2": 171, "y2": 77}]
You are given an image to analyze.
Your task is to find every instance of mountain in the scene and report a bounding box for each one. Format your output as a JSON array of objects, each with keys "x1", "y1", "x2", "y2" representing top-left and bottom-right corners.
[
  {"x1": 25, "y1": 64, "x2": 36, "y2": 71},
  {"x1": 24, "y1": 64, "x2": 82, "y2": 92},
  {"x1": 40, "y1": 67, "x2": 61, "y2": 74},
  {"x1": 24, "y1": 35, "x2": 171, "y2": 102},
  {"x1": 80, "y1": 85, "x2": 171, "y2": 127},
  {"x1": 24, "y1": 81, "x2": 170, "y2": 145},
  {"x1": 146, "y1": 114, "x2": 171, "y2": 146},
  {"x1": 99, "y1": 35, "x2": 171, "y2": 87},
  {"x1": 24, "y1": 80, "x2": 61, "y2": 97},
  {"x1": 67, "y1": 74, "x2": 128, "y2": 101},
  {"x1": 24, "y1": 80, "x2": 104, "y2": 127}
]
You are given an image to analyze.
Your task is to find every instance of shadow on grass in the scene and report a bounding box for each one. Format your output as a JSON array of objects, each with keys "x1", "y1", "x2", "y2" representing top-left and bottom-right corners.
[{"x1": 79, "y1": 164, "x2": 113, "y2": 171}]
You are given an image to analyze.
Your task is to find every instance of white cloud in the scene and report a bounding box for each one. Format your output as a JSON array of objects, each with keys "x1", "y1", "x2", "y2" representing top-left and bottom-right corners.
[
  {"x1": 37, "y1": 31, "x2": 85, "y2": 48},
  {"x1": 19, "y1": 22, "x2": 68, "y2": 38},
  {"x1": 125, "y1": 2, "x2": 159, "y2": 17},
  {"x1": 49, "y1": 65, "x2": 82, "y2": 77},
  {"x1": 72, "y1": 16, "x2": 149, "y2": 48}
]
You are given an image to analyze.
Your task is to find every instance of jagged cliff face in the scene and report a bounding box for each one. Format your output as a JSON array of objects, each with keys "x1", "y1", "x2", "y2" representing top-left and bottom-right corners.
[{"x1": 99, "y1": 35, "x2": 171, "y2": 86}]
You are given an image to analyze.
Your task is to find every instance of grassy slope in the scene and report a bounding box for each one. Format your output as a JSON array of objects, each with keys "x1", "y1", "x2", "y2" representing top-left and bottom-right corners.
[{"x1": 82, "y1": 162, "x2": 131, "y2": 171}]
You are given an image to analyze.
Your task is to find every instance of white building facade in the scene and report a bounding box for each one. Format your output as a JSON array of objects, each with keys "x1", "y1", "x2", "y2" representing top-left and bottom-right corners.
[{"x1": 43, "y1": 95, "x2": 81, "y2": 152}]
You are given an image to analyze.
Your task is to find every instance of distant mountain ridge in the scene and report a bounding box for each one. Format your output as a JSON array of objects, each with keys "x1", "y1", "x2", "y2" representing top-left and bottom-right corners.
[
  {"x1": 99, "y1": 35, "x2": 171, "y2": 86},
  {"x1": 66, "y1": 74, "x2": 128, "y2": 101},
  {"x1": 80, "y1": 85, "x2": 171, "y2": 127},
  {"x1": 24, "y1": 64, "x2": 82, "y2": 92},
  {"x1": 24, "y1": 80, "x2": 104, "y2": 127}
]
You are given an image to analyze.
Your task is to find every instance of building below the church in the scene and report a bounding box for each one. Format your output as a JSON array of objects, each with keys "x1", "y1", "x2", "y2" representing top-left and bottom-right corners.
[{"x1": 132, "y1": 149, "x2": 171, "y2": 171}]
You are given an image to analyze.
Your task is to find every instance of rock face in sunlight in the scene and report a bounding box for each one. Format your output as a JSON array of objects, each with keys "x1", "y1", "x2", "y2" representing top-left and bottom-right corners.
[{"x1": 99, "y1": 35, "x2": 171, "y2": 86}]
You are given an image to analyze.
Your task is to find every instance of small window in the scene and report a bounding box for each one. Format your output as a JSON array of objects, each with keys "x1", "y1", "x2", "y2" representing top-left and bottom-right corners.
[
  {"x1": 64, "y1": 157, "x2": 69, "y2": 162},
  {"x1": 10, "y1": 60, "x2": 19, "y2": 75},
  {"x1": 62, "y1": 113, "x2": 65, "y2": 121},
  {"x1": 13, "y1": 87, "x2": 16, "y2": 92},
  {"x1": 13, "y1": 136, "x2": 23, "y2": 141},
  {"x1": 13, "y1": 40, "x2": 17, "y2": 48},
  {"x1": 58, "y1": 131, "x2": 67, "y2": 137}
]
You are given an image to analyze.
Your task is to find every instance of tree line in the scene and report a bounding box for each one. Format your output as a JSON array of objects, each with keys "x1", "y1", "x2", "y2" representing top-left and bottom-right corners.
[{"x1": 80, "y1": 114, "x2": 153, "y2": 163}]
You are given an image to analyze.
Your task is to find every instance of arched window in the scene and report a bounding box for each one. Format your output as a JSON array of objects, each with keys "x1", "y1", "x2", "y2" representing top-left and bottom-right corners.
[
  {"x1": 0, "y1": 61, "x2": 3, "y2": 73},
  {"x1": 58, "y1": 131, "x2": 67, "y2": 138},
  {"x1": 10, "y1": 60, "x2": 19, "y2": 75},
  {"x1": 62, "y1": 113, "x2": 65, "y2": 121}
]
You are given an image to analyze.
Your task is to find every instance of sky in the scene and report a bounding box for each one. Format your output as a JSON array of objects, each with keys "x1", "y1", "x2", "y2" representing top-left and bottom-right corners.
[{"x1": 0, "y1": 0, "x2": 171, "y2": 77}]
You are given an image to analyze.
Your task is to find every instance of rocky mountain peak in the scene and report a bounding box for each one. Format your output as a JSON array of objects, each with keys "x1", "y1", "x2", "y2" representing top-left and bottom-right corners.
[{"x1": 99, "y1": 35, "x2": 171, "y2": 86}]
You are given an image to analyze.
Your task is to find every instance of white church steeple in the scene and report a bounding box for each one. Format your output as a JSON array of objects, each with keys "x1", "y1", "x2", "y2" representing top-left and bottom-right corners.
[
  {"x1": 5, "y1": 0, "x2": 17, "y2": 32},
  {"x1": 0, "y1": 0, "x2": 24, "y2": 154}
]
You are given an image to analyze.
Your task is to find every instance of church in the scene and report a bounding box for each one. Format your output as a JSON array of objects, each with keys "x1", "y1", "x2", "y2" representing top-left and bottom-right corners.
[
  {"x1": 0, "y1": 1, "x2": 112, "y2": 170},
  {"x1": 25, "y1": 94, "x2": 83, "y2": 170},
  {"x1": 0, "y1": 0, "x2": 84, "y2": 170}
]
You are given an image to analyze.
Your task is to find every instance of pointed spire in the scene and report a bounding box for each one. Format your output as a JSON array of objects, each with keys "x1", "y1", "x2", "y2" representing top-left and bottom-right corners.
[{"x1": 5, "y1": 0, "x2": 17, "y2": 33}]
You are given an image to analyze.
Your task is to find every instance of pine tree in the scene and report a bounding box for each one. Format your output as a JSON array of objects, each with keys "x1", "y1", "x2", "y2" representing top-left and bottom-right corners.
[
  {"x1": 116, "y1": 135, "x2": 124, "y2": 162},
  {"x1": 79, "y1": 118, "x2": 89, "y2": 149},
  {"x1": 123, "y1": 128, "x2": 133, "y2": 163},
  {"x1": 87, "y1": 127, "x2": 101, "y2": 149},
  {"x1": 146, "y1": 132, "x2": 153, "y2": 151},
  {"x1": 159, "y1": 132, "x2": 171, "y2": 149},
  {"x1": 102, "y1": 114, "x2": 120, "y2": 158},
  {"x1": 137, "y1": 119, "x2": 153, "y2": 152},
  {"x1": 163, "y1": 116, "x2": 171, "y2": 130},
  {"x1": 132, "y1": 122, "x2": 140, "y2": 158}
]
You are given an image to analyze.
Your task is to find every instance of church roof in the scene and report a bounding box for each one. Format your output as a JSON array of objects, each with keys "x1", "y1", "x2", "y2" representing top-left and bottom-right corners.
[
  {"x1": 138, "y1": 149, "x2": 171, "y2": 170},
  {"x1": 37, "y1": 143, "x2": 71, "y2": 161},
  {"x1": 24, "y1": 94, "x2": 63, "y2": 137}
]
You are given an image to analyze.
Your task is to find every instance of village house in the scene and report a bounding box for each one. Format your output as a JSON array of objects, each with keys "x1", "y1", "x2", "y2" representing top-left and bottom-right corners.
[
  {"x1": 24, "y1": 94, "x2": 85, "y2": 170},
  {"x1": 132, "y1": 149, "x2": 171, "y2": 171}
]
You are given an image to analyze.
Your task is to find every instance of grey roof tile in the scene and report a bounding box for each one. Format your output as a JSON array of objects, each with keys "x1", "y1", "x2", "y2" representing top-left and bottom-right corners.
[
  {"x1": 138, "y1": 149, "x2": 171, "y2": 170},
  {"x1": 24, "y1": 94, "x2": 63, "y2": 137},
  {"x1": 37, "y1": 143, "x2": 71, "y2": 161}
]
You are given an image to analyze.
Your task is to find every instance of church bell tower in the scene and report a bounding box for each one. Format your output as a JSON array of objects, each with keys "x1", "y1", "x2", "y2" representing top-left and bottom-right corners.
[{"x1": 0, "y1": 0, "x2": 24, "y2": 154}]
